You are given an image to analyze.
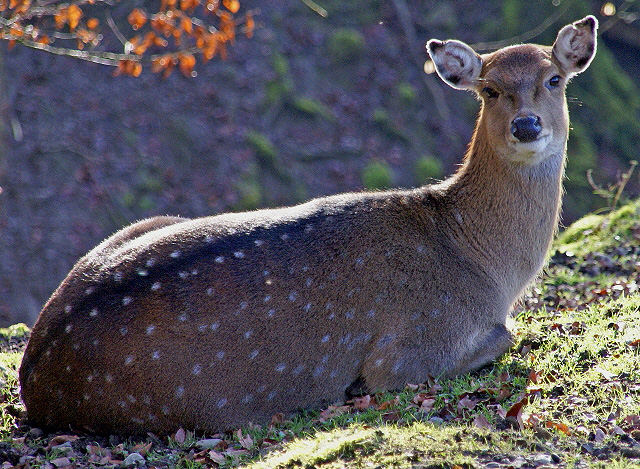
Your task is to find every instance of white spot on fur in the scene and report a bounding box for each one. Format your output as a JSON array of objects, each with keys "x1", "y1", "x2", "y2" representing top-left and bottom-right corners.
[
  {"x1": 303, "y1": 303, "x2": 312, "y2": 312},
  {"x1": 146, "y1": 325, "x2": 155, "y2": 335},
  {"x1": 239, "y1": 301, "x2": 248, "y2": 310},
  {"x1": 375, "y1": 359, "x2": 384, "y2": 367},
  {"x1": 191, "y1": 269, "x2": 199, "y2": 275},
  {"x1": 217, "y1": 398, "x2": 228, "y2": 408},
  {"x1": 192, "y1": 364, "x2": 202, "y2": 375},
  {"x1": 122, "y1": 296, "x2": 132, "y2": 306},
  {"x1": 205, "y1": 235, "x2": 214, "y2": 243},
  {"x1": 105, "y1": 373, "x2": 113, "y2": 383},
  {"x1": 254, "y1": 239, "x2": 264, "y2": 246},
  {"x1": 215, "y1": 256, "x2": 225, "y2": 263},
  {"x1": 267, "y1": 391, "x2": 277, "y2": 401},
  {"x1": 321, "y1": 354, "x2": 329, "y2": 364},
  {"x1": 275, "y1": 363, "x2": 286, "y2": 373},
  {"x1": 328, "y1": 312, "x2": 335, "y2": 320},
  {"x1": 162, "y1": 405, "x2": 170, "y2": 415},
  {"x1": 367, "y1": 309, "x2": 375, "y2": 318},
  {"x1": 92, "y1": 339, "x2": 99, "y2": 346},
  {"x1": 267, "y1": 309, "x2": 275, "y2": 318},
  {"x1": 305, "y1": 224, "x2": 314, "y2": 233},
  {"x1": 263, "y1": 270, "x2": 270, "y2": 276},
  {"x1": 280, "y1": 233, "x2": 289, "y2": 241},
  {"x1": 124, "y1": 355, "x2": 134, "y2": 365},
  {"x1": 152, "y1": 351, "x2": 161, "y2": 360},
  {"x1": 417, "y1": 244, "x2": 426, "y2": 253},
  {"x1": 211, "y1": 322, "x2": 220, "y2": 331},
  {"x1": 113, "y1": 271, "x2": 123, "y2": 282},
  {"x1": 170, "y1": 250, "x2": 181, "y2": 258},
  {"x1": 178, "y1": 271, "x2": 188, "y2": 279},
  {"x1": 146, "y1": 258, "x2": 156, "y2": 267},
  {"x1": 454, "y1": 211, "x2": 463, "y2": 224},
  {"x1": 89, "y1": 308, "x2": 98, "y2": 317},
  {"x1": 242, "y1": 394, "x2": 254, "y2": 403},
  {"x1": 345, "y1": 310, "x2": 354, "y2": 319},
  {"x1": 65, "y1": 324, "x2": 72, "y2": 333},
  {"x1": 206, "y1": 287, "x2": 214, "y2": 296},
  {"x1": 249, "y1": 349, "x2": 259, "y2": 360},
  {"x1": 234, "y1": 251, "x2": 245, "y2": 258},
  {"x1": 65, "y1": 365, "x2": 71, "y2": 372},
  {"x1": 305, "y1": 278, "x2": 312, "y2": 287},
  {"x1": 131, "y1": 417, "x2": 144, "y2": 425},
  {"x1": 64, "y1": 305, "x2": 72, "y2": 314},
  {"x1": 292, "y1": 364, "x2": 305, "y2": 375},
  {"x1": 85, "y1": 287, "x2": 95, "y2": 295},
  {"x1": 355, "y1": 257, "x2": 364, "y2": 267},
  {"x1": 178, "y1": 313, "x2": 187, "y2": 322},
  {"x1": 264, "y1": 295, "x2": 272, "y2": 303},
  {"x1": 216, "y1": 351, "x2": 225, "y2": 360},
  {"x1": 137, "y1": 269, "x2": 148, "y2": 276},
  {"x1": 120, "y1": 326, "x2": 128, "y2": 336},
  {"x1": 321, "y1": 334, "x2": 330, "y2": 343},
  {"x1": 151, "y1": 282, "x2": 161, "y2": 291},
  {"x1": 127, "y1": 394, "x2": 137, "y2": 403},
  {"x1": 313, "y1": 366, "x2": 324, "y2": 378},
  {"x1": 244, "y1": 330, "x2": 253, "y2": 339},
  {"x1": 86, "y1": 374, "x2": 94, "y2": 382},
  {"x1": 289, "y1": 291, "x2": 298, "y2": 302},
  {"x1": 198, "y1": 324, "x2": 208, "y2": 332},
  {"x1": 175, "y1": 386, "x2": 184, "y2": 398}
]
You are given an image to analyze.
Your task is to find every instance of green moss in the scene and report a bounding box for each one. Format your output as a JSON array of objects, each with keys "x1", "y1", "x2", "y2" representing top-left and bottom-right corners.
[
  {"x1": 372, "y1": 108, "x2": 409, "y2": 142},
  {"x1": 265, "y1": 53, "x2": 294, "y2": 106},
  {"x1": 396, "y1": 82, "x2": 416, "y2": 104},
  {"x1": 361, "y1": 160, "x2": 393, "y2": 190},
  {"x1": 414, "y1": 155, "x2": 444, "y2": 184},
  {"x1": 246, "y1": 131, "x2": 277, "y2": 168},
  {"x1": 327, "y1": 28, "x2": 365, "y2": 64},
  {"x1": 290, "y1": 97, "x2": 335, "y2": 121}
]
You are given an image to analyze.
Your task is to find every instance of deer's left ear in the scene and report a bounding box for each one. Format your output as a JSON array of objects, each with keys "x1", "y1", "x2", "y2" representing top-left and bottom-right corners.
[{"x1": 552, "y1": 15, "x2": 598, "y2": 76}]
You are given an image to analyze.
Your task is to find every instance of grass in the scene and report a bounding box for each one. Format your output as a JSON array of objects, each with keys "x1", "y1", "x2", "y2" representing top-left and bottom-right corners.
[{"x1": 1, "y1": 201, "x2": 640, "y2": 467}]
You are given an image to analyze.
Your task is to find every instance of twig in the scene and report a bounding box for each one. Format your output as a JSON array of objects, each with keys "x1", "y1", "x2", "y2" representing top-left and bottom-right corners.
[
  {"x1": 106, "y1": 13, "x2": 127, "y2": 47},
  {"x1": 301, "y1": 0, "x2": 327, "y2": 18}
]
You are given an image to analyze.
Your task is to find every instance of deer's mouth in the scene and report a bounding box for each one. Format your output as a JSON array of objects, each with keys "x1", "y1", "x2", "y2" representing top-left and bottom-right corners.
[{"x1": 506, "y1": 133, "x2": 553, "y2": 162}]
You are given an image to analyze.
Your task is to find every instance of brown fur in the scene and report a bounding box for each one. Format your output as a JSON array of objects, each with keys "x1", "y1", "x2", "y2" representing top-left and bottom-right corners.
[{"x1": 19, "y1": 17, "x2": 597, "y2": 435}]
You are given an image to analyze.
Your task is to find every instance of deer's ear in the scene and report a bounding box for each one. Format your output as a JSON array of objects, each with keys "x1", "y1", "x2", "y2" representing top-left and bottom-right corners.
[
  {"x1": 427, "y1": 39, "x2": 482, "y2": 91},
  {"x1": 552, "y1": 15, "x2": 598, "y2": 76}
]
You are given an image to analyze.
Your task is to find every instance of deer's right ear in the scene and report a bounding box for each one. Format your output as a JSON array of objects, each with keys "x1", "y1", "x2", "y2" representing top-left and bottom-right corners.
[{"x1": 427, "y1": 39, "x2": 482, "y2": 91}]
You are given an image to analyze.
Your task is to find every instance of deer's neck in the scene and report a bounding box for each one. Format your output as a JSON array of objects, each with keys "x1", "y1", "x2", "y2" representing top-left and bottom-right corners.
[{"x1": 438, "y1": 121, "x2": 566, "y2": 299}]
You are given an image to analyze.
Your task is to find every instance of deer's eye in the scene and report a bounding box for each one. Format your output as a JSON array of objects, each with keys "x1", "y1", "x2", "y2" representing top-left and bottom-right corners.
[
  {"x1": 482, "y1": 87, "x2": 499, "y2": 99},
  {"x1": 545, "y1": 75, "x2": 561, "y2": 90}
]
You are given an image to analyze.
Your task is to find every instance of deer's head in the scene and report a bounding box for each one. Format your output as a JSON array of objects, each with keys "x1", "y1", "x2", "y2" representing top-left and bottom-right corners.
[{"x1": 427, "y1": 16, "x2": 597, "y2": 165}]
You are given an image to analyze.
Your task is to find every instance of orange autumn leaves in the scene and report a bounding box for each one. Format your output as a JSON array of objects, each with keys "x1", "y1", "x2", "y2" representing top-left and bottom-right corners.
[
  {"x1": 118, "y1": 0, "x2": 252, "y2": 77},
  {"x1": 0, "y1": 0, "x2": 254, "y2": 77}
]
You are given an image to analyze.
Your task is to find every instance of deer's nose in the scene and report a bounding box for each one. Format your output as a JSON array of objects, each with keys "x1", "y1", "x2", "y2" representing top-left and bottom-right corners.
[{"x1": 511, "y1": 116, "x2": 542, "y2": 142}]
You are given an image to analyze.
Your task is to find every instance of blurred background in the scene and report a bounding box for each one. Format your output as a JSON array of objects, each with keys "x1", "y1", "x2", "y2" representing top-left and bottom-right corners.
[{"x1": 1, "y1": 0, "x2": 639, "y2": 326}]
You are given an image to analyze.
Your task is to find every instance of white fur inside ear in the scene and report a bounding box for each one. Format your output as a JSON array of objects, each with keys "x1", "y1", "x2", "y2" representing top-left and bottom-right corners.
[
  {"x1": 552, "y1": 16, "x2": 598, "y2": 75},
  {"x1": 427, "y1": 39, "x2": 482, "y2": 90}
]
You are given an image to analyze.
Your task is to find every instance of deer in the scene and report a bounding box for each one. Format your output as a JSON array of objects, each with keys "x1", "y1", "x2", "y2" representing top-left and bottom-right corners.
[{"x1": 19, "y1": 16, "x2": 597, "y2": 435}]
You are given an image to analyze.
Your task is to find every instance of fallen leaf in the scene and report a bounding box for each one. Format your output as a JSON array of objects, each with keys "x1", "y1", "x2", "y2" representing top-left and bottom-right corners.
[
  {"x1": 473, "y1": 414, "x2": 494, "y2": 430},
  {"x1": 352, "y1": 394, "x2": 372, "y2": 410},
  {"x1": 545, "y1": 420, "x2": 572, "y2": 436},
  {"x1": 236, "y1": 429, "x2": 253, "y2": 449},
  {"x1": 457, "y1": 395, "x2": 477, "y2": 411},
  {"x1": 318, "y1": 405, "x2": 350, "y2": 422},
  {"x1": 594, "y1": 428, "x2": 606, "y2": 443},
  {"x1": 47, "y1": 435, "x2": 78, "y2": 450},
  {"x1": 271, "y1": 413, "x2": 285, "y2": 425},
  {"x1": 208, "y1": 451, "x2": 227, "y2": 464},
  {"x1": 174, "y1": 427, "x2": 186, "y2": 444},
  {"x1": 376, "y1": 396, "x2": 399, "y2": 411},
  {"x1": 50, "y1": 457, "x2": 71, "y2": 467},
  {"x1": 132, "y1": 442, "x2": 152, "y2": 456}
]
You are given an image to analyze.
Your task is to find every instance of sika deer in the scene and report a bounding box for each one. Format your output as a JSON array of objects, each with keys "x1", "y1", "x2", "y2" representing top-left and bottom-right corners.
[{"x1": 20, "y1": 16, "x2": 598, "y2": 435}]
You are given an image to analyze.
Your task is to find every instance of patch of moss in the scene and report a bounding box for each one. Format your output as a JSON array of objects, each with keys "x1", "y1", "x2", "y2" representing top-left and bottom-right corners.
[
  {"x1": 372, "y1": 108, "x2": 409, "y2": 142},
  {"x1": 290, "y1": 97, "x2": 335, "y2": 122},
  {"x1": 361, "y1": 160, "x2": 393, "y2": 190},
  {"x1": 327, "y1": 28, "x2": 365, "y2": 64},
  {"x1": 414, "y1": 155, "x2": 444, "y2": 184},
  {"x1": 396, "y1": 82, "x2": 417, "y2": 104},
  {"x1": 0, "y1": 324, "x2": 29, "y2": 340},
  {"x1": 246, "y1": 131, "x2": 277, "y2": 169}
]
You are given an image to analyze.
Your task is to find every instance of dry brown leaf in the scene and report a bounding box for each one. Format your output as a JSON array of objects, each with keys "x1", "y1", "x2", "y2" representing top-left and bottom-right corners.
[
  {"x1": 457, "y1": 395, "x2": 477, "y2": 411},
  {"x1": 420, "y1": 398, "x2": 435, "y2": 412},
  {"x1": 473, "y1": 414, "x2": 494, "y2": 430},
  {"x1": 352, "y1": 395, "x2": 371, "y2": 410},
  {"x1": 132, "y1": 442, "x2": 152, "y2": 456},
  {"x1": 236, "y1": 429, "x2": 253, "y2": 449},
  {"x1": 208, "y1": 451, "x2": 227, "y2": 464},
  {"x1": 545, "y1": 420, "x2": 572, "y2": 436},
  {"x1": 47, "y1": 435, "x2": 79, "y2": 449},
  {"x1": 270, "y1": 412, "x2": 285, "y2": 425}
]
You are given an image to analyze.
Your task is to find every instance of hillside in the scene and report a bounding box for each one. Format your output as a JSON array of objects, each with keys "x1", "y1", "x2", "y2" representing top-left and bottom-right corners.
[
  {"x1": 1, "y1": 200, "x2": 639, "y2": 468},
  {"x1": 1, "y1": 1, "x2": 640, "y2": 326}
]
